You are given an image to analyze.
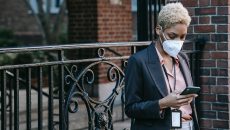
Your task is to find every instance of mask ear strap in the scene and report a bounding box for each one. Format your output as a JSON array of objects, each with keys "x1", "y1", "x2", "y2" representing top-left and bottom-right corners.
[
  {"x1": 160, "y1": 26, "x2": 167, "y2": 40},
  {"x1": 159, "y1": 34, "x2": 163, "y2": 44}
]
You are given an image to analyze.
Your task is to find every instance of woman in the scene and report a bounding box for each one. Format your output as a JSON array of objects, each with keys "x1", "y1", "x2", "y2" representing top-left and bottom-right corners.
[{"x1": 125, "y1": 2, "x2": 199, "y2": 130}]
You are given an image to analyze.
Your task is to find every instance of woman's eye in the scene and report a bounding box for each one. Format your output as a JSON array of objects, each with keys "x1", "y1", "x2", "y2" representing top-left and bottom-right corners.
[{"x1": 169, "y1": 36, "x2": 175, "y2": 39}]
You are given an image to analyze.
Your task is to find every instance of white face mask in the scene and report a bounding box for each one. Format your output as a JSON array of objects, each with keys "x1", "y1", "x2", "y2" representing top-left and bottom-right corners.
[{"x1": 159, "y1": 26, "x2": 184, "y2": 58}]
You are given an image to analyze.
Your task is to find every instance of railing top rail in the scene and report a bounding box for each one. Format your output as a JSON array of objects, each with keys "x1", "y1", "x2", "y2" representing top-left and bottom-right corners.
[{"x1": 0, "y1": 37, "x2": 206, "y2": 54}]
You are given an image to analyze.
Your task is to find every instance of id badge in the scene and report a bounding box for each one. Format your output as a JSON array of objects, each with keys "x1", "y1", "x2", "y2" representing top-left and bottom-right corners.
[{"x1": 170, "y1": 109, "x2": 182, "y2": 128}]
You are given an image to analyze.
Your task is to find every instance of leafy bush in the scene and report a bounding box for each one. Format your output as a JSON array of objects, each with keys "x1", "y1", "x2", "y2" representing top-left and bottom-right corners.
[
  {"x1": 0, "y1": 27, "x2": 69, "y2": 91},
  {"x1": 0, "y1": 27, "x2": 24, "y2": 47},
  {"x1": 58, "y1": 25, "x2": 68, "y2": 45}
]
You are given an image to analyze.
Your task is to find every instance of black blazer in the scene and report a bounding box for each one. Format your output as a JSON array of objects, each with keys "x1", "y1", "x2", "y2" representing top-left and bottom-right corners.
[{"x1": 124, "y1": 42, "x2": 200, "y2": 130}]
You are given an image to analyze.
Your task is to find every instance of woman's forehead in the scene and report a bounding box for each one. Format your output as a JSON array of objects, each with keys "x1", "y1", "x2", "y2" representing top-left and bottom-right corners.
[{"x1": 165, "y1": 24, "x2": 187, "y2": 34}]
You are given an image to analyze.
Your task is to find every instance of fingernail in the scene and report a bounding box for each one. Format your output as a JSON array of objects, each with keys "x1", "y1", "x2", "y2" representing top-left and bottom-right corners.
[{"x1": 195, "y1": 94, "x2": 198, "y2": 97}]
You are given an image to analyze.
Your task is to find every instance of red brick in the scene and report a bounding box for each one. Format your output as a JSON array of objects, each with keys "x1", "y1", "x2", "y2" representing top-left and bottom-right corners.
[
  {"x1": 213, "y1": 120, "x2": 229, "y2": 129},
  {"x1": 187, "y1": 8, "x2": 194, "y2": 16},
  {"x1": 200, "y1": 60, "x2": 216, "y2": 67},
  {"x1": 195, "y1": 8, "x2": 216, "y2": 15},
  {"x1": 200, "y1": 0, "x2": 210, "y2": 7},
  {"x1": 212, "y1": 86, "x2": 228, "y2": 94},
  {"x1": 203, "y1": 43, "x2": 216, "y2": 51},
  {"x1": 186, "y1": 34, "x2": 198, "y2": 39},
  {"x1": 201, "y1": 119, "x2": 212, "y2": 127},
  {"x1": 200, "y1": 111, "x2": 216, "y2": 119},
  {"x1": 199, "y1": 16, "x2": 210, "y2": 24},
  {"x1": 212, "y1": 103, "x2": 228, "y2": 111},
  {"x1": 201, "y1": 103, "x2": 211, "y2": 110},
  {"x1": 217, "y1": 78, "x2": 229, "y2": 85},
  {"x1": 194, "y1": 25, "x2": 215, "y2": 33},
  {"x1": 187, "y1": 26, "x2": 193, "y2": 33},
  {"x1": 211, "y1": 69, "x2": 228, "y2": 76},
  {"x1": 199, "y1": 34, "x2": 210, "y2": 41},
  {"x1": 201, "y1": 52, "x2": 211, "y2": 59},
  {"x1": 211, "y1": 34, "x2": 228, "y2": 42},
  {"x1": 217, "y1": 60, "x2": 228, "y2": 67},
  {"x1": 211, "y1": 52, "x2": 228, "y2": 59},
  {"x1": 200, "y1": 85, "x2": 211, "y2": 93},
  {"x1": 217, "y1": 95, "x2": 228, "y2": 102},
  {"x1": 183, "y1": 43, "x2": 194, "y2": 50},
  {"x1": 211, "y1": 0, "x2": 230, "y2": 6},
  {"x1": 191, "y1": 17, "x2": 198, "y2": 24},
  {"x1": 218, "y1": 112, "x2": 229, "y2": 120},
  {"x1": 179, "y1": 0, "x2": 198, "y2": 7},
  {"x1": 217, "y1": 25, "x2": 228, "y2": 33},
  {"x1": 212, "y1": 16, "x2": 228, "y2": 23},
  {"x1": 218, "y1": 7, "x2": 228, "y2": 15},
  {"x1": 200, "y1": 94, "x2": 216, "y2": 101},
  {"x1": 200, "y1": 69, "x2": 210, "y2": 76},
  {"x1": 217, "y1": 43, "x2": 228, "y2": 50}
]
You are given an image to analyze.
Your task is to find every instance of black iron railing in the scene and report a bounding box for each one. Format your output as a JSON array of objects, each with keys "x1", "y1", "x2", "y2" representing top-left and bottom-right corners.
[{"x1": 0, "y1": 37, "x2": 206, "y2": 130}]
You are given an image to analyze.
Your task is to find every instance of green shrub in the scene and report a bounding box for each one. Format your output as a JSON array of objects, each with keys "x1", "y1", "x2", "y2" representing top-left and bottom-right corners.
[
  {"x1": 0, "y1": 27, "x2": 24, "y2": 47},
  {"x1": 58, "y1": 25, "x2": 68, "y2": 45}
]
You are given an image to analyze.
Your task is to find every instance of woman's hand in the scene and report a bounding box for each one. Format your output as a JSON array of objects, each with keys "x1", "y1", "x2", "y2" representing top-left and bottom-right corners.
[{"x1": 159, "y1": 90, "x2": 198, "y2": 110}]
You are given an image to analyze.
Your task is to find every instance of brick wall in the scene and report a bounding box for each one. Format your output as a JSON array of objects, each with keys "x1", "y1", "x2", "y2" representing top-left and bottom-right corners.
[
  {"x1": 68, "y1": 0, "x2": 132, "y2": 43},
  {"x1": 97, "y1": 0, "x2": 132, "y2": 42},
  {"x1": 167, "y1": 0, "x2": 230, "y2": 129},
  {"x1": 68, "y1": 0, "x2": 132, "y2": 86}
]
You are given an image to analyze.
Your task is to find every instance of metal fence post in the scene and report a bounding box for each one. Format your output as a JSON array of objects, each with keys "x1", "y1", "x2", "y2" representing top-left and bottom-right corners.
[
  {"x1": 1, "y1": 70, "x2": 6, "y2": 130},
  {"x1": 26, "y1": 68, "x2": 31, "y2": 130},
  {"x1": 48, "y1": 66, "x2": 54, "y2": 130},
  {"x1": 38, "y1": 67, "x2": 43, "y2": 130},
  {"x1": 58, "y1": 50, "x2": 65, "y2": 130},
  {"x1": 195, "y1": 41, "x2": 201, "y2": 126},
  {"x1": 14, "y1": 69, "x2": 19, "y2": 130}
]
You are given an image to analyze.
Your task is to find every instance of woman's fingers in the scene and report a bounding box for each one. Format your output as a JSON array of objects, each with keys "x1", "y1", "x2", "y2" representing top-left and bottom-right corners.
[
  {"x1": 180, "y1": 101, "x2": 192, "y2": 106},
  {"x1": 178, "y1": 97, "x2": 193, "y2": 104},
  {"x1": 172, "y1": 90, "x2": 183, "y2": 95},
  {"x1": 177, "y1": 94, "x2": 197, "y2": 100}
]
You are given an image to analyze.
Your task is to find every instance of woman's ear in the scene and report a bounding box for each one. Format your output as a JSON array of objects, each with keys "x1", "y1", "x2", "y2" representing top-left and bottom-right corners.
[{"x1": 155, "y1": 25, "x2": 162, "y2": 36}]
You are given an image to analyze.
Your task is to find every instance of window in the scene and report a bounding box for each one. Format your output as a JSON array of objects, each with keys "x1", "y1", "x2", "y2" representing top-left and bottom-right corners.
[
  {"x1": 131, "y1": 0, "x2": 163, "y2": 12},
  {"x1": 131, "y1": 0, "x2": 137, "y2": 12},
  {"x1": 29, "y1": 0, "x2": 63, "y2": 14}
]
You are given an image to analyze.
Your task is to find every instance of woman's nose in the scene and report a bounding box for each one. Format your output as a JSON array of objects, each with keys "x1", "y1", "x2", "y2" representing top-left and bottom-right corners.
[{"x1": 175, "y1": 37, "x2": 183, "y2": 41}]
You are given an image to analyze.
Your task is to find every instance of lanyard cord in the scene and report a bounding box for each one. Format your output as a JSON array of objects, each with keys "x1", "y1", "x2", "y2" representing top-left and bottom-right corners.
[{"x1": 162, "y1": 57, "x2": 176, "y2": 93}]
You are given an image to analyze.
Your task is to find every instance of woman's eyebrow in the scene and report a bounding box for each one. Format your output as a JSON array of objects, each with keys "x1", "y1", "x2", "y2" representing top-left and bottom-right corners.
[
  {"x1": 170, "y1": 32, "x2": 187, "y2": 35},
  {"x1": 170, "y1": 32, "x2": 178, "y2": 36}
]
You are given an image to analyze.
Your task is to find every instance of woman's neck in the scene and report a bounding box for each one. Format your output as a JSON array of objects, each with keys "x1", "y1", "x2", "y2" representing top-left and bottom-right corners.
[{"x1": 155, "y1": 38, "x2": 171, "y2": 60}]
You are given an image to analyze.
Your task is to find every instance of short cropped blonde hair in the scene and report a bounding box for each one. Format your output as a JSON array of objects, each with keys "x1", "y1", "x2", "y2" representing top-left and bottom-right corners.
[{"x1": 158, "y1": 2, "x2": 191, "y2": 30}]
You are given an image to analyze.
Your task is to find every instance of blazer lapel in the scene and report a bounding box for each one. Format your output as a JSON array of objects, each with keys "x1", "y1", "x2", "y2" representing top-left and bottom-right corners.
[
  {"x1": 177, "y1": 54, "x2": 195, "y2": 107},
  {"x1": 177, "y1": 55, "x2": 193, "y2": 86},
  {"x1": 145, "y1": 42, "x2": 169, "y2": 97}
]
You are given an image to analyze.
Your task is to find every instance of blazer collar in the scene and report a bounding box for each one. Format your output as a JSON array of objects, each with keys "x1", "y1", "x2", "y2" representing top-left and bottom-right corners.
[
  {"x1": 145, "y1": 41, "x2": 169, "y2": 97},
  {"x1": 177, "y1": 54, "x2": 195, "y2": 107},
  {"x1": 145, "y1": 41, "x2": 194, "y2": 99},
  {"x1": 177, "y1": 54, "x2": 193, "y2": 87}
]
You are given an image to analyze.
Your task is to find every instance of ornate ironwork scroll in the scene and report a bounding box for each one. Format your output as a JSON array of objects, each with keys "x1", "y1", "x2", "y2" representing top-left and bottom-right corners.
[{"x1": 63, "y1": 60, "x2": 125, "y2": 130}]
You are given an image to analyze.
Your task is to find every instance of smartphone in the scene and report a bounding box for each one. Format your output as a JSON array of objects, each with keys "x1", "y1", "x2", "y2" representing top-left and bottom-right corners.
[{"x1": 180, "y1": 86, "x2": 200, "y2": 95}]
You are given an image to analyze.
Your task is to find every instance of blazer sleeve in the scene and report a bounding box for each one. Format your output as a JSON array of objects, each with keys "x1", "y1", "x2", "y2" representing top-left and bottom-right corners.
[{"x1": 124, "y1": 54, "x2": 165, "y2": 120}]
